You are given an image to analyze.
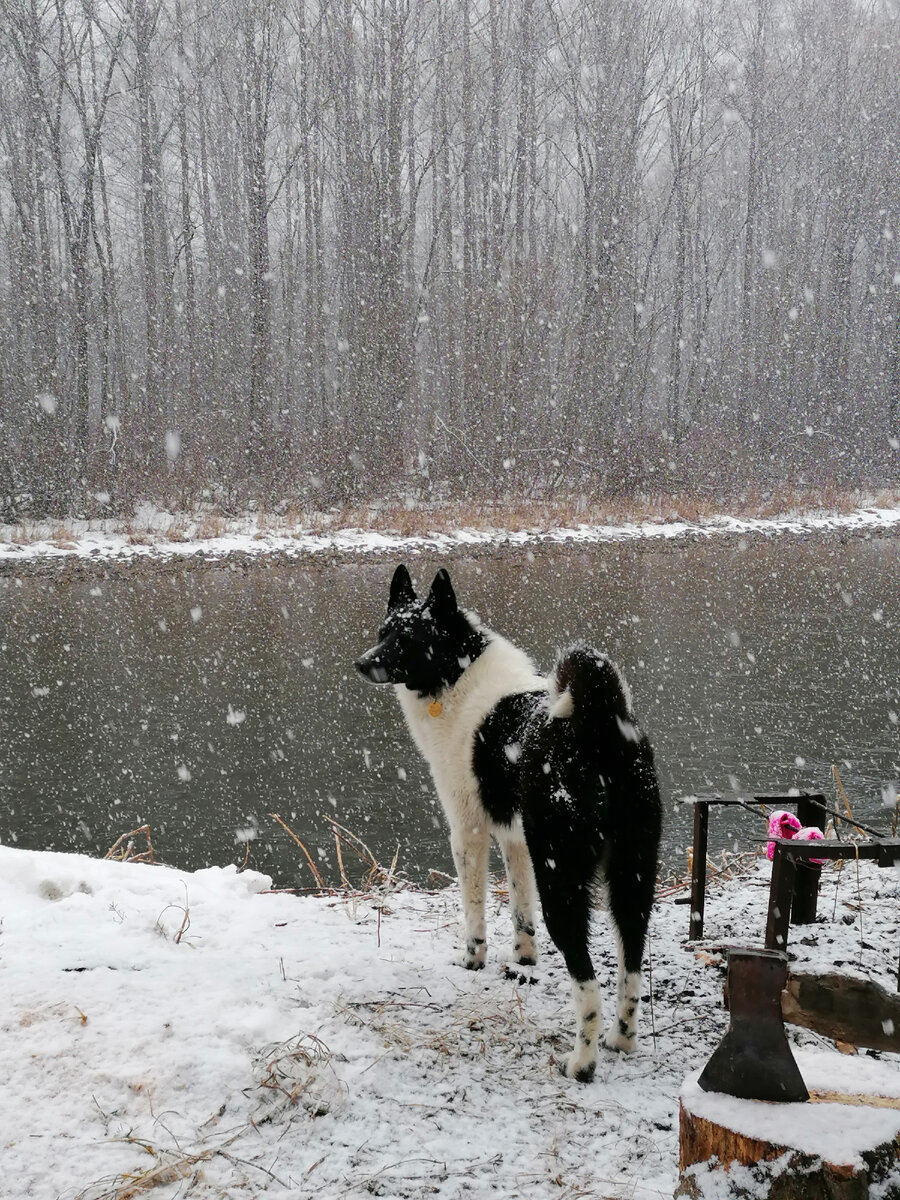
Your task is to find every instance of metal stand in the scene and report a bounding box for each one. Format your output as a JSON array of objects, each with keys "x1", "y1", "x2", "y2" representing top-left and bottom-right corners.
[{"x1": 686, "y1": 792, "x2": 827, "y2": 940}]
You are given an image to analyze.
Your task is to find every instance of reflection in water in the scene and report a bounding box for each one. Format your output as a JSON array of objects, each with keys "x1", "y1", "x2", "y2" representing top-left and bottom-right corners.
[{"x1": 1, "y1": 536, "x2": 898, "y2": 886}]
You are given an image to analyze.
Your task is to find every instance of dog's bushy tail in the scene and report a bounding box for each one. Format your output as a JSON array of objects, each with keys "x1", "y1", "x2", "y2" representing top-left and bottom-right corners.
[
  {"x1": 548, "y1": 644, "x2": 640, "y2": 745},
  {"x1": 549, "y1": 644, "x2": 662, "y2": 933}
]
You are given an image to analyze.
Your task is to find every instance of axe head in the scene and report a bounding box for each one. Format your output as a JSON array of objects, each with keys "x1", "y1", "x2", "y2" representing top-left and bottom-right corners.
[{"x1": 698, "y1": 948, "x2": 809, "y2": 1103}]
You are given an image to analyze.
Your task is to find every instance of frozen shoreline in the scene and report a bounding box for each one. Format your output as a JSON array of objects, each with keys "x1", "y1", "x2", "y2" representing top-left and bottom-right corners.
[
  {"x1": 2, "y1": 502, "x2": 900, "y2": 575},
  {"x1": 2, "y1": 843, "x2": 898, "y2": 1199}
]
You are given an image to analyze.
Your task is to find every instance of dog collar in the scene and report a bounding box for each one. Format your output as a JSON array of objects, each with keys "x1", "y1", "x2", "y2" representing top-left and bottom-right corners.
[{"x1": 428, "y1": 700, "x2": 443, "y2": 718}]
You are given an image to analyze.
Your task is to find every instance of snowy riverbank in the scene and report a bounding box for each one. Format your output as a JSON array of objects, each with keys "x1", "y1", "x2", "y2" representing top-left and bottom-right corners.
[
  {"x1": 2, "y1": 501, "x2": 900, "y2": 573},
  {"x1": 2, "y1": 844, "x2": 898, "y2": 1199}
]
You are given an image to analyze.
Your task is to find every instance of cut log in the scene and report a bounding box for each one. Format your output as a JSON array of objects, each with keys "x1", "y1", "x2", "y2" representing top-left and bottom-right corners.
[
  {"x1": 809, "y1": 1090, "x2": 900, "y2": 1111},
  {"x1": 679, "y1": 1104, "x2": 783, "y2": 1174},
  {"x1": 678, "y1": 1054, "x2": 900, "y2": 1200},
  {"x1": 782, "y1": 971, "x2": 900, "y2": 1053}
]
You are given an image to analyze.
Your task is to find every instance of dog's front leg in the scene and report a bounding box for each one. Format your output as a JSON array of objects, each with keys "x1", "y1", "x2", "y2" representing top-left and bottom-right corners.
[
  {"x1": 497, "y1": 830, "x2": 538, "y2": 965},
  {"x1": 450, "y1": 824, "x2": 491, "y2": 969}
]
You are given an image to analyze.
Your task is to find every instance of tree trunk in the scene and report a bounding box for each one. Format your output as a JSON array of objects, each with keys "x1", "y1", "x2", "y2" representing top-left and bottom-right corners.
[
  {"x1": 738, "y1": 0, "x2": 768, "y2": 435},
  {"x1": 134, "y1": 0, "x2": 162, "y2": 478}
]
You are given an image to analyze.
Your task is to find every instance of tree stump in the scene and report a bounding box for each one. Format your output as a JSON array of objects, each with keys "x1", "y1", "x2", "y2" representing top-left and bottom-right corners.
[{"x1": 677, "y1": 1051, "x2": 900, "y2": 1199}]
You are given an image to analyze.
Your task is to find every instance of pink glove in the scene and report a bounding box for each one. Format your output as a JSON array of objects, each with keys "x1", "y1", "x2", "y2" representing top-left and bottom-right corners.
[
  {"x1": 766, "y1": 810, "x2": 802, "y2": 860},
  {"x1": 793, "y1": 825, "x2": 827, "y2": 865}
]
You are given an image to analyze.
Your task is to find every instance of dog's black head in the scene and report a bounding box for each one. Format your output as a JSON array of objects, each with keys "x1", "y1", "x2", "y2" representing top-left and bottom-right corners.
[{"x1": 354, "y1": 564, "x2": 486, "y2": 697}]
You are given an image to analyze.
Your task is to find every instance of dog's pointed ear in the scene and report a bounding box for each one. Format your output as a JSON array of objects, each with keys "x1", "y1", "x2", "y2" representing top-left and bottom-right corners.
[
  {"x1": 428, "y1": 568, "x2": 457, "y2": 620},
  {"x1": 388, "y1": 563, "x2": 416, "y2": 610}
]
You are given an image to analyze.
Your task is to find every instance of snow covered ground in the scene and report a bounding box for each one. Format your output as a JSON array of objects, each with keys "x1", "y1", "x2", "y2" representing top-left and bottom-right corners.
[
  {"x1": 2, "y1": 501, "x2": 900, "y2": 569},
  {"x1": 2, "y1": 844, "x2": 898, "y2": 1200}
]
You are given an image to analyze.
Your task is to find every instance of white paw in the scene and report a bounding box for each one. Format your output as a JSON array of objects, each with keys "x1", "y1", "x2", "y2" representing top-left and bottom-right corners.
[
  {"x1": 562, "y1": 1049, "x2": 596, "y2": 1083},
  {"x1": 458, "y1": 938, "x2": 487, "y2": 970},
  {"x1": 603, "y1": 1025, "x2": 637, "y2": 1053},
  {"x1": 512, "y1": 932, "x2": 537, "y2": 965}
]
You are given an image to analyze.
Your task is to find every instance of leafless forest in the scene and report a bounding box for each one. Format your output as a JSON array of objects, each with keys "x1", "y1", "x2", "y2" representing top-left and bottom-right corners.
[{"x1": 0, "y1": 0, "x2": 897, "y2": 519}]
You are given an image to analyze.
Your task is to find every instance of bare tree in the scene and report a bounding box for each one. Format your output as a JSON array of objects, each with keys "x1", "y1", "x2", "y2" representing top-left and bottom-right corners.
[
  {"x1": 3, "y1": 0, "x2": 130, "y2": 506},
  {"x1": 1, "y1": 0, "x2": 897, "y2": 518},
  {"x1": 239, "y1": 0, "x2": 282, "y2": 481}
]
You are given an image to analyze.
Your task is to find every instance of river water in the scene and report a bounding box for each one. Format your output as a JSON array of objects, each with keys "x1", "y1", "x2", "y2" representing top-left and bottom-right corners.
[{"x1": 1, "y1": 533, "x2": 898, "y2": 887}]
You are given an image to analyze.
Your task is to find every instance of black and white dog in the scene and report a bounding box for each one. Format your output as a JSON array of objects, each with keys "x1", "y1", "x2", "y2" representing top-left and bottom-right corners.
[{"x1": 355, "y1": 564, "x2": 662, "y2": 1081}]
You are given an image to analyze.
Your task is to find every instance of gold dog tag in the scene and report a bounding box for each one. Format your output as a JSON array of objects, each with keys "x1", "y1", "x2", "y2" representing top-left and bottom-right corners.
[{"x1": 428, "y1": 700, "x2": 443, "y2": 718}]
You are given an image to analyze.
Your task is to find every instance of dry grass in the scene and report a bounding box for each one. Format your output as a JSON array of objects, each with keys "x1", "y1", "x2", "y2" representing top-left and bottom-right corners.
[
  {"x1": 49, "y1": 524, "x2": 80, "y2": 549},
  {"x1": 336, "y1": 980, "x2": 559, "y2": 1068},
  {"x1": 268, "y1": 811, "x2": 404, "y2": 897},
  {"x1": 743, "y1": 481, "x2": 856, "y2": 519},
  {"x1": 321, "y1": 486, "x2": 900, "y2": 538},
  {"x1": 4, "y1": 486, "x2": 899, "y2": 548},
  {"x1": 196, "y1": 514, "x2": 228, "y2": 540},
  {"x1": 268, "y1": 811, "x2": 326, "y2": 888},
  {"x1": 75, "y1": 1149, "x2": 207, "y2": 1200},
  {"x1": 254, "y1": 1032, "x2": 346, "y2": 1119},
  {"x1": 164, "y1": 520, "x2": 191, "y2": 543},
  {"x1": 74, "y1": 1129, "x2": 291, "y2": 1198}
]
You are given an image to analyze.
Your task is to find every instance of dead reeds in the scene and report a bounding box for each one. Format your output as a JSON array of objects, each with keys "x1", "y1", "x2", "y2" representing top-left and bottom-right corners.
[
  {"x1": 655, "y1": 847, "x2": 763, "y2": 902},
  {"x1": 268, "y1": 811, "x2": 325, "y2": 888},
  {"x1": 267, "y1": 811, "x2": 404, "y2": 896},
  {"x1": 6, "y1": 485, "x2": 897, "y2": 550},
  {"x1": 104, "y1": 825, "x2": 156, "y2": 865}
]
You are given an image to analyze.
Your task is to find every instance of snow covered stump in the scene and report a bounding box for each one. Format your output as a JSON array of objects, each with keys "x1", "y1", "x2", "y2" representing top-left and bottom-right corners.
[
  {"x1": 677, "y1": 1057, "x2": 900, "y2": 1200},
  {"x1": 676, "y1": 949, "x2": 900, "y2": 1199}
]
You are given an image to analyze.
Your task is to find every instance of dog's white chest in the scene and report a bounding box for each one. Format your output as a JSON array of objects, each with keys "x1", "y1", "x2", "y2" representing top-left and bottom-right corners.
[{"x1": 395, "y1": 635, "x2": 546, "y2": 811}]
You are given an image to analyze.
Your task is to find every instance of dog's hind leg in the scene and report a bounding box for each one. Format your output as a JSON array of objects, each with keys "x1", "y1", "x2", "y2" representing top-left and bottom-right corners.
[
  {"x1": 496, "y1": 828, "x2": 538, "y2": 965},
  {"x1": 535, "y1": 868, "x2": 600, "y2": 1081},
  {"x1": 567, "y1": 974, "x2": 602, "y2": 1081},
  {"x1": 602, "y1": 929, "x2": 643, "y2": 1053},
  {"x1": 603, "y1": 863, "x2": 654, "y2": 1053},
  {"x1": 450, "y1": 824, "x2": 491, "y2": 969}
]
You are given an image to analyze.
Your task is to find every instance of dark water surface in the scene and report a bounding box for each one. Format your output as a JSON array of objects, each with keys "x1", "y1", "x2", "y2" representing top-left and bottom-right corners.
[{"x1": 2, "y1": 535, "x2": 898, "y2": 886}]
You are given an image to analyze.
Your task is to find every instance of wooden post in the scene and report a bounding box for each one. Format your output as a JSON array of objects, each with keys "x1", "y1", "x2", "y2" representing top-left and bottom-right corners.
[
  {"x1": 765, "y1": 841, "x2": 795, "y2": 952},
  {"x1": 791, "y1": 793, "x2": 826, "y2": 925},
  {"x1": 764, "y1": 838, "x2": 900, "y2": 959},
  {"x1": 689, "y1": 800, "x2": 709, "y2": 940},
  {"x1": 795, "y1": 794, "x2": 826, "y2": 829}
]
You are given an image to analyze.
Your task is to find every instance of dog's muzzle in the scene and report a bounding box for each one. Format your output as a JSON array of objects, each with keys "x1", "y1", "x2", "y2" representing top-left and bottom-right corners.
[{"x1": 354, "y1": 651, "x2": 390, "y2": 684}]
